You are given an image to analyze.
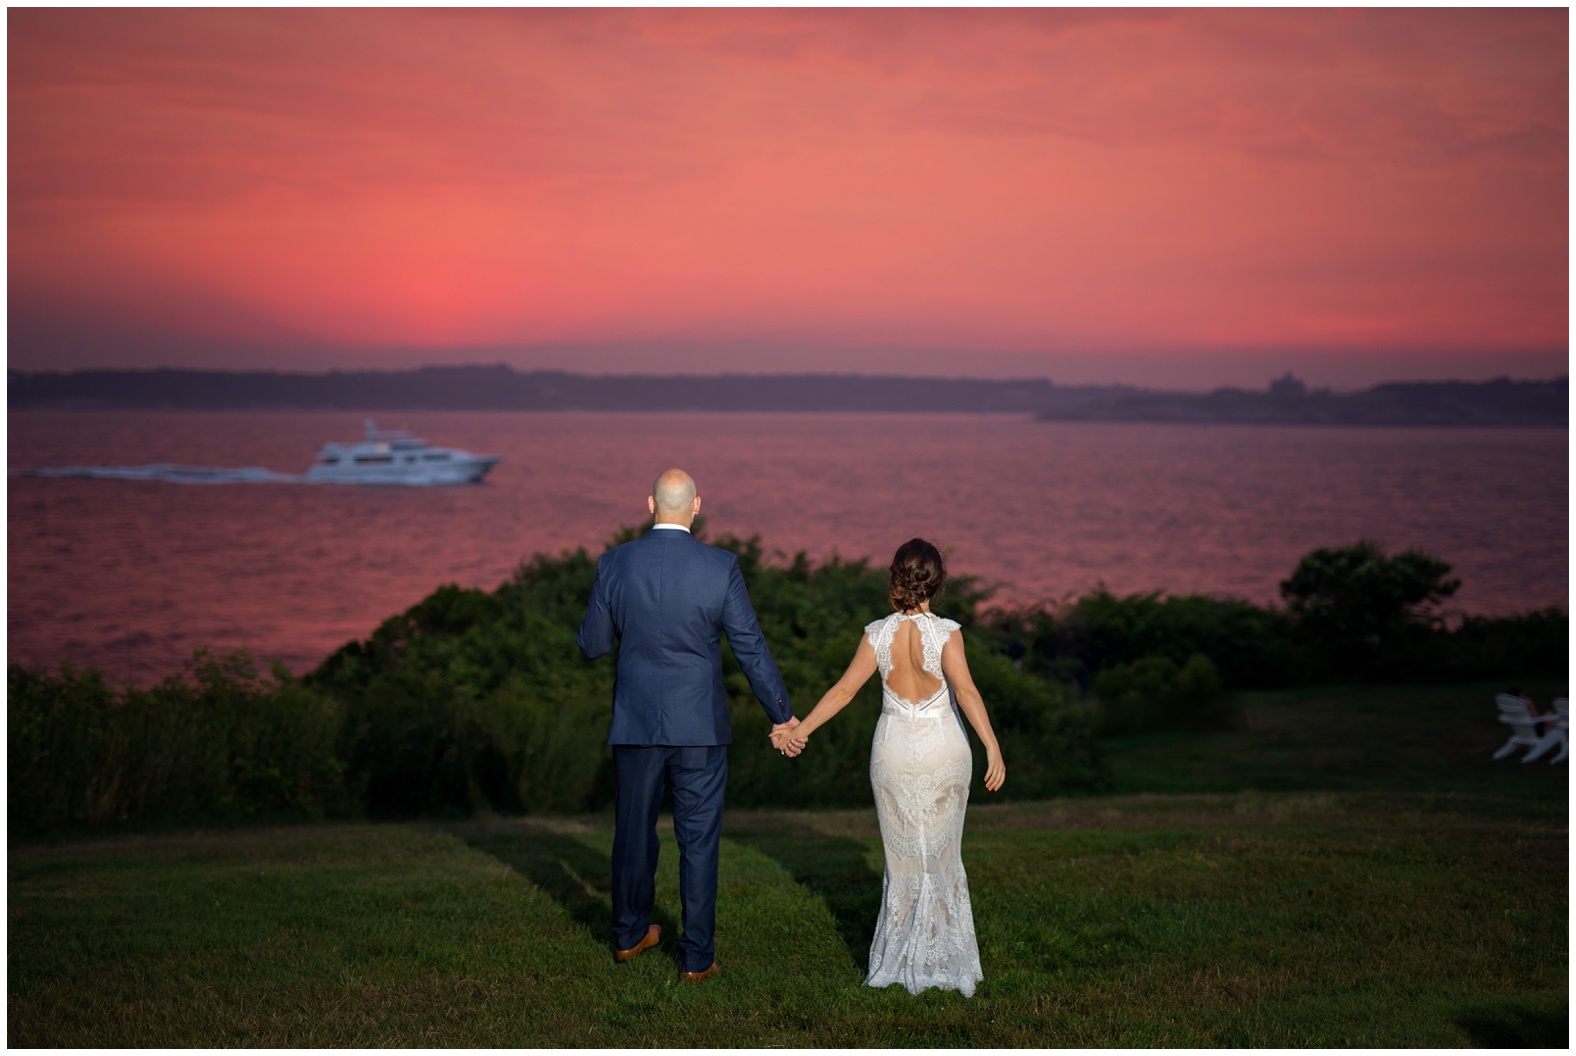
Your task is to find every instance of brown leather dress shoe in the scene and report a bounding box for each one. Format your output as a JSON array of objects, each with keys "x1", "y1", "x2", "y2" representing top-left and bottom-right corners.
[
  {"x1": 680, "y1": 961, "x2": 718, "y2": 982},
  {"x1": 614, "y1": 924, "x2": 661, "y2": 963}
]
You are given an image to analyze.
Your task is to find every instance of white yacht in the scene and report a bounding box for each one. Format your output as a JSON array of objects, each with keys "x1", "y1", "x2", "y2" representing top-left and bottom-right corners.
[{"x1": 306, "y1": 420, "x2": 501, "y2": 485}]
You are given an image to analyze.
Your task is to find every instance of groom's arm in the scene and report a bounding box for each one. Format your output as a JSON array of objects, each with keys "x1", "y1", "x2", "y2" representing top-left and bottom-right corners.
[
  {"x1": 720, "y1": 558, "x2": 793, "y2": 725},
  {"x1": 578, "y1": 558, "x2": 617, "y2": 659}
]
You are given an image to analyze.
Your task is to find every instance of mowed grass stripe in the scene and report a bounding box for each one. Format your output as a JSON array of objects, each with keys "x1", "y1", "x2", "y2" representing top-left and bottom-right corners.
[
  {"x1": 8, "y1": 820, "x2": 869, "y2": 1047},
  {"x1": 10, "y1": 825, "x2": 612, "y2": 1046}
]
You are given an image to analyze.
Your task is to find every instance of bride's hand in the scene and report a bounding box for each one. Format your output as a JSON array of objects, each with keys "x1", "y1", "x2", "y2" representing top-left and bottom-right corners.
[
  {"x1": 983, "y1": 750, "x2": 1005, "y2": 792},
  {"x1": 769, "y1": 730, "x2": 808, "y2": 758}
]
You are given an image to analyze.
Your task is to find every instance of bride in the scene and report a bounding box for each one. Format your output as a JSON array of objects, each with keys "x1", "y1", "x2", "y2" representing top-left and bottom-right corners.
[{"x1": 771, "y1": 538, "x2": 1006, "y2": 997}]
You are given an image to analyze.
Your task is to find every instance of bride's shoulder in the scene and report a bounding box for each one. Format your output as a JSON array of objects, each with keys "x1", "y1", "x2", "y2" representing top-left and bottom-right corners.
[
  {"x1": 864, "y1": 613, "x2": 895, "y2": 636},
  {"x1": 932, "y1": 615, "x2": 963, "y2": 635}
]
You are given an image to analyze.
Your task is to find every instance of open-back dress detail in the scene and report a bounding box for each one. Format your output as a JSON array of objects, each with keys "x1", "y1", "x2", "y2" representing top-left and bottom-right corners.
[{"x1": 862, "y1": 611, "x2": 983, "y2": 997}]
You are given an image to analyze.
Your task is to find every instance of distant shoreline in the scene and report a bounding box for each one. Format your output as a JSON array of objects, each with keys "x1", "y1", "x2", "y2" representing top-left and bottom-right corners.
[
  {"x1": 8, "y1": 366, "x2": 1567, "y2": 427},
  {"x1": 7, "y1": 407, "x2": 1569, "y2": 432}
]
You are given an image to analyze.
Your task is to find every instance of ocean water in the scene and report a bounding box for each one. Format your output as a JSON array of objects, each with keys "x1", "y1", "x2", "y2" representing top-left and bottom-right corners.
[{"x1": 7, "y1": 409, "x2": 1568, "y2": 685}]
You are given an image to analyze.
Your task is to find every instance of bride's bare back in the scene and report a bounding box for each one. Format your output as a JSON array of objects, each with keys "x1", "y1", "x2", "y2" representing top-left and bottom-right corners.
[{"x1": 883, "y1": 617, "x2": 945, "y2": 704}]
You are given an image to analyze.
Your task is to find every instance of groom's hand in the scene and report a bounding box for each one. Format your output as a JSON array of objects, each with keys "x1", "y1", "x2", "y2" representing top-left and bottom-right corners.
[{"x1": 770, "y1": 717, "x2": 802, "y2": 757}]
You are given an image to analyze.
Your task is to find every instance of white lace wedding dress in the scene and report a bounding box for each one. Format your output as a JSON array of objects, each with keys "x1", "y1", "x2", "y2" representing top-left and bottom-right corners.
[{"x1": 863, "y1": 611, "x2": 983, "y2": 997}]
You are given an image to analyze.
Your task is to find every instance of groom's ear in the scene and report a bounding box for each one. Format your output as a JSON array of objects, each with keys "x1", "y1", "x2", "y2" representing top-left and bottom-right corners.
[{"x1": 648, "y1": 495, "x2": 657, "y2": 517}]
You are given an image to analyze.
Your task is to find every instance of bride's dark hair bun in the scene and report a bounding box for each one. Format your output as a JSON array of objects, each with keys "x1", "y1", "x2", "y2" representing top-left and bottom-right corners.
[{"x1": 889, "y1": 538, "x2": 946, "y2": 612}]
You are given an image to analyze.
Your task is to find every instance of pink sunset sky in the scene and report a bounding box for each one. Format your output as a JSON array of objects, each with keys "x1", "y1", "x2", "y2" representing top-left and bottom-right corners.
[{"x1": 7, "y1": 7, "x2": 1569, "y2": 388}]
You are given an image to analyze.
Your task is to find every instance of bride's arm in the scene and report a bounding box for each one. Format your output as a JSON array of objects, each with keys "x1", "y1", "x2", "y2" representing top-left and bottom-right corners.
[
  {"x1": 771, "y1": 638, "x2": 878, "y2": 749},
  {"x1": 940, "y1": 632, "x2": 1006, "y2": 791}
]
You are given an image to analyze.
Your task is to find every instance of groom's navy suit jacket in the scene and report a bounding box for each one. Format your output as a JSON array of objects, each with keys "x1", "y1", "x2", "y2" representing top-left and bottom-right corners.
[{"x1": 578, "y1": 526, "x2": 792, "y2": 744}]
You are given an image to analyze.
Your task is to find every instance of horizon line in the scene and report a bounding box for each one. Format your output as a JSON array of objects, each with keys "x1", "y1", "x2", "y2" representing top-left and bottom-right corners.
[{"x1": 8, "y1": 362, "x2": 1570, "y2": 394}]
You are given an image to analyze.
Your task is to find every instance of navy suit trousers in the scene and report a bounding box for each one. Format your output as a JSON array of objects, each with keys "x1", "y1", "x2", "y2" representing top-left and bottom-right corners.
[{"x1": 611, "y1": 744, "x2": 728, "y2": 973}]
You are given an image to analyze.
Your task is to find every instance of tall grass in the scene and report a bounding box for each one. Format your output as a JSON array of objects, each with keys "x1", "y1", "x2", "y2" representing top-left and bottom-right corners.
[{"x1": 8, "y1": 652, "x2": 345, "y2": 837}]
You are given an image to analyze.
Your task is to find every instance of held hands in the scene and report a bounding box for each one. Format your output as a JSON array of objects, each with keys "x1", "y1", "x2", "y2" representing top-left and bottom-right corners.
[
  {"x1": 772, "y1": 730, "x2": 808, "y2": 757},
  {"x1": 769, "y1": 717, "x2": 806, "y2": 758}
]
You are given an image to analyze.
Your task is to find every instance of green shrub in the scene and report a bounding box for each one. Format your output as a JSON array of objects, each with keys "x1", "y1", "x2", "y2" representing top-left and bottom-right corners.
[
  {"x1": 1092, "y1": 653, "x2": 1231, "y2": 735},
  {"x1": 11, "y1": 533, "x2": 1560, "y2": 834},
  {"x1": 308, "y1": 526, "x2": 1100, "y2": 817},
  {"x1": 1172, "y1": 653, "x2": 1230, "y2": 730},
  {"x1": 988, "y1": 590, "x2": 1296, "y2": 691},
  {"x1": 1280, "y1": 540, "x2": 1460, "y2": 675},
  {"x1": 1093, "y1": 655, "x2": 1176, "y2": 734},
  {"x1": 989, "y1": 543, "x2": 1560, "y2": 692},
  {"x1": 1443, "y1": 608, "x2": 1569, "y2": 681}
]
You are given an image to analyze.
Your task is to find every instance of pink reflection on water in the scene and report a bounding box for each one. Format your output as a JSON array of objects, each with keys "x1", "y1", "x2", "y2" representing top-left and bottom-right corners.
[{"x1": 7, "y1": 410, "x2": 1567, "y2": 685}]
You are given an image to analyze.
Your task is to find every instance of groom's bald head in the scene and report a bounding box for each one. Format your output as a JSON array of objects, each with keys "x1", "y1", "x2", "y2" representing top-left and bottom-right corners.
[{"x1": 650, "y1": 468, "x2": 700, "y2": 526}]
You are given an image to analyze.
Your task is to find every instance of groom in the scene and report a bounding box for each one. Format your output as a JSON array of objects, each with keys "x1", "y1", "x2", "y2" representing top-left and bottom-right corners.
[{"x1": 578, "y1": 468, "x2": 798, "y2": 982}]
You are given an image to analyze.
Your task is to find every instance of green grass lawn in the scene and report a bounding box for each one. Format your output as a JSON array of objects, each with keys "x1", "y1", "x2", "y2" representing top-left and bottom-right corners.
[{"x1": 9, "y1": 681, "x2": 1568, "y2": 1046}]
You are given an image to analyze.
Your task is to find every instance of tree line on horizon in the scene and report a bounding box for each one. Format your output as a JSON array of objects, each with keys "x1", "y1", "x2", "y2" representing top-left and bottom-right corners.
[
  {"x1": 8, "y1": 528, "x2": 1566, "y2": 838},
  {"x1": 1038, "y1": 371, "x2": 1570, "y2": 426},
  {"x1": 7, "y1": 365, "x2": 1567, "y2": 425}
]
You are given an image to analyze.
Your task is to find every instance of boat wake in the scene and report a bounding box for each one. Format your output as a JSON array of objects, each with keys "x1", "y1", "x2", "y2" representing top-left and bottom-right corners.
[
  {"x1": 15, "y1": 464, "x2": 313, "y2": 485},
  {"x1": 13, "y1": 422, "x2": 500, "y2": 487}
]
